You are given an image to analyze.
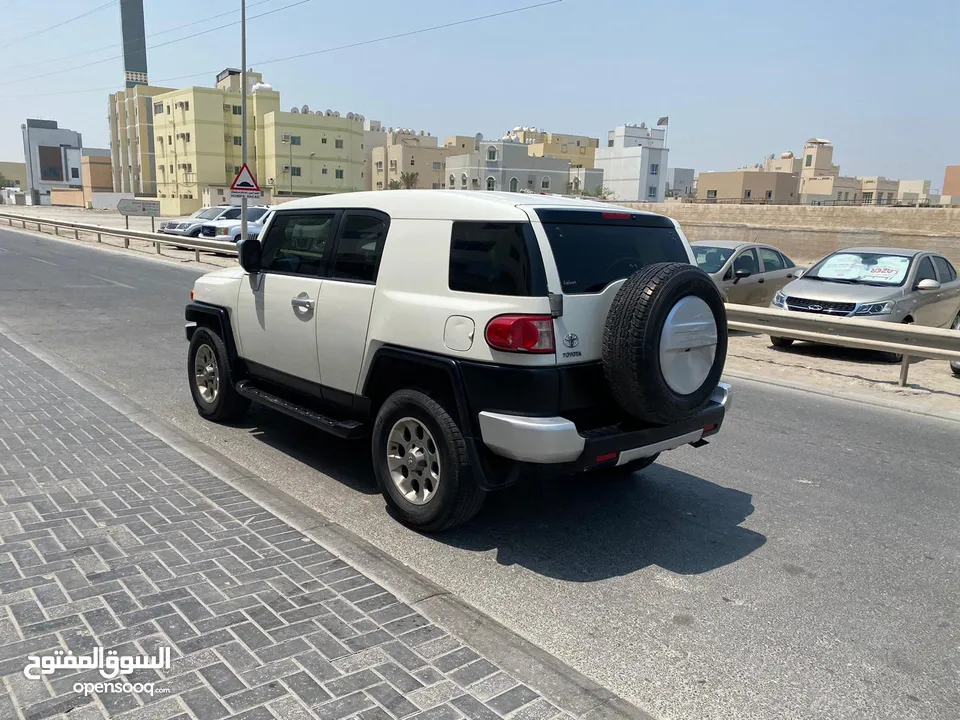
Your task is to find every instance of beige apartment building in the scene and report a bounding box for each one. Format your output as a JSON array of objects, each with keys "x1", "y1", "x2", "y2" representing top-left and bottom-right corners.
[
  {"x1": 152, "y1": 68, "x2": 365, "y2": 215},
  {"x1": 108, "y1": 83, "x2": 175, "y2": 195},
  {"x1": 370, "y1": 130, "x2": 453, "y2": 190},
  {"x1": 764, "y1": 152, "x2": 802, "y2": 174},
  {"x1": 502, "y1": 126, "x2": 600, "y2": 168},
  {"x1": 0, "y1": 161, "x2": 27, "y2": 190},
  {"x1": 696, "y1": 169, "x2": 799, "y2": 204}
]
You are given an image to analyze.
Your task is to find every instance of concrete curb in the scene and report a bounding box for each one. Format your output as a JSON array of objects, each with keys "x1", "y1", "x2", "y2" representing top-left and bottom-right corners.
[
  {"x1": 0, "y1": 321, "x2": 653, "y2": 720},
  {"x1": 723, "y1": 369, "x2": 960, "y2": 424}
]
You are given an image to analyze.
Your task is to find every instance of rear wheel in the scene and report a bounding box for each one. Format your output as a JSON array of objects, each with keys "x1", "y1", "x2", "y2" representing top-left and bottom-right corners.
[
  {"x1": 770, "y1": 336, "x2": 794, "y2": 348},
  {"x1": 372, "y1": 389, "x2": 485, "y2": 532},
  {"x1": 951, "y1": 314, "x2": 960, "y2": 377}
]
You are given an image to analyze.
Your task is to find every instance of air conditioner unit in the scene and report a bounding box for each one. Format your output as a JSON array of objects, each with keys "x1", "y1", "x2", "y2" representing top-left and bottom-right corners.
[
  {"x1": 224, "y1": 134, "x2": 232, "y2": 141},
  {"x1": 223, "y1": 104, "x2": 231, "y2": 111},
  {"x1": 281, "y1": 134, "x2": 291, "y2": 142},
  {"x1": 176, "y1": 133, "x2": 185, "y2": 139},
  {"x1": 282, "y1": 165, "x2": 290, "y2": 171}
]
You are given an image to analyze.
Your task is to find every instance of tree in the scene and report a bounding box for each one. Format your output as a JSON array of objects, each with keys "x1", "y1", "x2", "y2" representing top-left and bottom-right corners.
[
  {"x1": 583, "y1": 185, "x2": 615, "y2": 200},
  {"x1": 400, "y1": 172, "x2": 419, "y2": 189},
  {"x1": 387, "y1": 179, "x2": 403, "y2": 190},
  {"x1": 0, "y1": 172, "x2": 11, "y2": 188}
]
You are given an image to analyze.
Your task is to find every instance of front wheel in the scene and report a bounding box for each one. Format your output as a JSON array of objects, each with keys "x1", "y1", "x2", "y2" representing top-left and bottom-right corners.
[
  {"x1": 770, "y1": 336, "x2": 794, "y2": 348},
  {"x1": 372, "y1": 389, "x2": 485, "y2": 532},
  {"x1": 187, "y1": 327, "x2": 250, "y2": 422}
]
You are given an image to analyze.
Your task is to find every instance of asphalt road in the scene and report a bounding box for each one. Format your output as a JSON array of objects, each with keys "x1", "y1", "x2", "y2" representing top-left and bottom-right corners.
[{"x1": 2, "y1": 227, "x2": 958, "y2": 720}]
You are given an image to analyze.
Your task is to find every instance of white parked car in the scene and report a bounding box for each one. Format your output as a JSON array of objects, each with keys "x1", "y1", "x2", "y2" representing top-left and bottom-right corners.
[
  {"x1": 185, "y1": 191, "x2": 731, "y2": 531},
  {"x1": 199, "y1": 206, "x2": 273, "y2": 243},
  {"x1": 160, "y1": 206, "x2": 241, "y2": 237}
]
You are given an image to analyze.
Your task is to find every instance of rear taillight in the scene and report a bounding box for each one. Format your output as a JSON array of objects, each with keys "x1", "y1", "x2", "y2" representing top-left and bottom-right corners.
[
  {"x1": 601, "y1": 211, "x2": 631, "y2": 219},
  {"x1": 484, "y1": 315, "x2": 555, "y2": 354}
]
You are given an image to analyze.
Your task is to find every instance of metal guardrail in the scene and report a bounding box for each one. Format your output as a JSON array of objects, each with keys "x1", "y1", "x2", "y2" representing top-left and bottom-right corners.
[
  {"x1": 726, "y1": 303, "x2": 960, "y2": 385},
  {"x1": 0, "y1": 211, "x2": 238, "y2": 260}
]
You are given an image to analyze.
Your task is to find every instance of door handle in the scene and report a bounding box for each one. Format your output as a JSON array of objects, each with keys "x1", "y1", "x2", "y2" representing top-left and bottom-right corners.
[
  {"x1": 786, "y1": 274, "x2": 794, "y2": 279},
  {"x1": 291, "y1": 296, "x2": 314, "y2": 312},
  {"x1": 757, "y1": 278, "x2": 765, "y2": 284}
]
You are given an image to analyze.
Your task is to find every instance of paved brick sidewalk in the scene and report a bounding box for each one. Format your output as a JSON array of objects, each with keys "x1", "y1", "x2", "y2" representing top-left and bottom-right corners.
[{"x1": 0, "y1": 336, "x2": 572, "y2": 720}]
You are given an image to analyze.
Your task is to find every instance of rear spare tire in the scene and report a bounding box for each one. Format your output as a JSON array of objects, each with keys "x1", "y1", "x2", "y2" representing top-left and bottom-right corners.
[{"x1": 602, "y1": 262, "x2": 726, "y2": 424}]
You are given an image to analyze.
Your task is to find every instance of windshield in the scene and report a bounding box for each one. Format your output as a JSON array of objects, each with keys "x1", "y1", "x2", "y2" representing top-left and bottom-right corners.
[
  {"x1": 804, "y1": 251, "x2": 914, "y2": 286},
  {"x1": 247, "y1": 208, "x2": 269, "y2": 222},
  {"x1": 694, "y1": 246, "x2": 735, "y2": 273},
  {"x1": 194, "y1": 207, "x2": 222, "y2": 220},
  {"x1": 536, "y1": 210, "x2": 689, "y2": 294}
]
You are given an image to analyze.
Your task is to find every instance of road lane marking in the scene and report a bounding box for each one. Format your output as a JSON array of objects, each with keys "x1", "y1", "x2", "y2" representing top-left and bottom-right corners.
[
  {"x1": 90, "y1": 274, "x2": 135, "y2": 290},
  {"x1": 29, "y1": 257, "x2": 57, "y2": 266}
]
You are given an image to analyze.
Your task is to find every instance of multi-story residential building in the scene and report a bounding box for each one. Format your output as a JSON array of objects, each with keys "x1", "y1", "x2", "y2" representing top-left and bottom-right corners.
[
  {"x1": 764, "y1": 152, "x2": 802, "y2": 174},
  {"x1": 944, "y1": 166, "x2": 960, "y2": 196},
  {"x1": 370, "y1": 130, "x2": 452, "y2": 190},
  {"x1": 151, "y1": 69, "x2": 365, "y2": 215},
  {"x1": 363, "y1": 120, "x2": 388, "y2": 191},
  {"x1": 20, "y1": 119, "x2": 84, "y2": 205},
  {"x1": 666, "y1": 167, "x2": 695, "y2": 197},
  {"x1": 444, "y1": 139, "x2": 601, "y2": 195},
  {"x1": 896, "y1": 180, "x2": 939, "y2": 206},
  {"x1": 593, "y1": 123, "x2": 669, "y2": 202},
  {"x1": 501, "y1": 126, "x2": 600, "y2": 168},
  {"x1": 858, "y1": 176, "x2": 899, "y2": 205},
  {"x1": 108, "y1": 84, "x2": 175, "y2": 195},
  {"x1": 0, "y1": 161, "x2": 27, "y2": 190},
  {"x1": 696, "y1": 169, "x2": 800, "y2": 204}
]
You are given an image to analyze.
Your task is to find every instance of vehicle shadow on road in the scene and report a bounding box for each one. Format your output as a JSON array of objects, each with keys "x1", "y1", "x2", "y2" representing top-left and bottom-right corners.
[
  {"x1": 234, "y1": 406, "x2": 379, "y2": 495},
  {"x1": 440, "y1": 464, "x2": 766, "y2": 582}
]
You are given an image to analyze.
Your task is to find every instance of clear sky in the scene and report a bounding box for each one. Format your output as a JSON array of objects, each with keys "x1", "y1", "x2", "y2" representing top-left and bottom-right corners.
[{"x1": 1, "y1": 0, "x2": 957, "y2": 187}]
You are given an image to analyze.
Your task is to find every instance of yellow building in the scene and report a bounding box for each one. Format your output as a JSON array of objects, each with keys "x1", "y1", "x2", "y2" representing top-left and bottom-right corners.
[
  {"x1": 108, "y1": 84, "x2": 175, "y2": 195},
  {"x1": 502, "y1": 126, "x2": 600, "y2": 168},
  {"x1": 0, "y1": 161, "x2": 27, "y2": 190},
  {"x1": 371, "y1": 129, "x2": 453, "y2": 190},
  {"x1": 152, "y1": 68, "x2": 365, "y2": 215}
]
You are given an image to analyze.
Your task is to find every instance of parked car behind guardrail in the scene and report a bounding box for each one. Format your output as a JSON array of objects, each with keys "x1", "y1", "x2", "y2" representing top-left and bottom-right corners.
[{"x1": 692, "y1": 241, "x2": 802, "y2": 306}]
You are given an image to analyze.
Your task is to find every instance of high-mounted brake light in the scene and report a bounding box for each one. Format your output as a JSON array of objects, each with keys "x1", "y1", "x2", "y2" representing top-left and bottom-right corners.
[
  {"x1": 485, "y1": 315, "x2": 555, "y2": 354},
  {"x1": 601, "y1": 211, "x2": 631, "y2": 220}
]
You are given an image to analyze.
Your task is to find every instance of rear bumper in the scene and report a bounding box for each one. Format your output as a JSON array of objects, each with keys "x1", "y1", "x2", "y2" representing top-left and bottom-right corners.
[{"x1": 479, "y1": 382, "x2": 731, "y2": 468}]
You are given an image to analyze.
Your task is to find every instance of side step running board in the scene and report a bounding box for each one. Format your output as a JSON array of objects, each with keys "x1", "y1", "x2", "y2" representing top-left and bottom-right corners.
[{"x1": 235, "y1": 380, "x2": 365, "y2": 439}]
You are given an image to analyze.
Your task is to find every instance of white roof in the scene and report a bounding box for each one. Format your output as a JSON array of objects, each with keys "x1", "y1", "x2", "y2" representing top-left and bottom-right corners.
[{"x1": 275, "y1": 189, "x2": 665, "y2": 221}]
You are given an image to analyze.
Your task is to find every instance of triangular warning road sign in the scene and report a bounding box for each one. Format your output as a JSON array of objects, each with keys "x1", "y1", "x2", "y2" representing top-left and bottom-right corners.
[{"x1": 230, "y1": 163, "x2": 261, "y2": 194}]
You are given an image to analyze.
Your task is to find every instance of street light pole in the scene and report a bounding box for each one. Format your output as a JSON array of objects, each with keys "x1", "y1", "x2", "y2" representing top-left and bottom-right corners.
[{"x1": 240, "y1": 0, "x2": 248, "y2": 243}]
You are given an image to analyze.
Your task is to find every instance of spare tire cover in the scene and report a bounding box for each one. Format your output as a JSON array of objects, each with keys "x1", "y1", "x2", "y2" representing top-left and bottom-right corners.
[{"x1": 601, "y1": 261, "x2": 727, "y2": 424}]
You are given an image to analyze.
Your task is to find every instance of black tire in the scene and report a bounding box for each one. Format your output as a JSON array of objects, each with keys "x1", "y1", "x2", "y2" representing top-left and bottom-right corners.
[
  {"x1": 189, "y1": 228, "x2": 202, "y2": 237},
  {"x1": 952, "y1": 361, "x2": 960, "y2": 377},
  {"x1": 770, "y1": 336, "x2": 794, "y2": 348},
  {"x1": 187, "y1": 327, "x2": 250, "y2": 422},
  {"x1": 372, "y1": 389, "x2": 485, "y2": 532},
  {"x1": 602, "y1": 262, "x2": 727, "y2": 424},
  {"x1": 593, "y1": 453, "x2": 659, "y2": 479}
]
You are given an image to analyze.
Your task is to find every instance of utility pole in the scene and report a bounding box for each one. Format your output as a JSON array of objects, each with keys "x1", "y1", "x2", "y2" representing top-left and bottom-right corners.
[{"x1": 240, "y1": 0, "x2": 248, "y2": 243}]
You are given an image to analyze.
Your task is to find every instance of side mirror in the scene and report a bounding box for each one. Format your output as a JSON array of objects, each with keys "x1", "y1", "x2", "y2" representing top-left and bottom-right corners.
[
  {"x1": 917, "y1": 278, "x2": 941, "y2": 292},
  {"x1": 794, "y1": 268, "x2": 805, "y2": 278},
  {"x1": 733, "y1": 268, "x2": 751, "y2": 284},
  {"x1": 238, "y1": 238, "x2": 262, "y2": 274}
]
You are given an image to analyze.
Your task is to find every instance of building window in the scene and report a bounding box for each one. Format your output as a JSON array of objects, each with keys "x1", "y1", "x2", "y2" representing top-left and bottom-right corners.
[
  {"x1": 183, "y1": 101, "x2": 190, "y2": 111},
  {"x1": 561, "y1": 144, "x2": 568, "y2": 152},
  {"x1": 375, "y1": 161, "x2": 383, "y2": 171},
  {"x1": 185, "y1": 133, "x2": 191, "y2": 142},
  {"x1": 509, "y1": 177, "x2": 519, "y2": 192},
  {"x1": 290, "y1": 166, "x2": 302, "y2": 177},
  {"x1": 579, "y1": 147, "x2": 586, "y2": 154},
  {"x1": 744, "y1": 189, "x2": 752, "y2": 199},
  {"x1": 153, "y1": 102, "x2": 163, "y2": 114},
  {"x1": 449, "y1": 174, "x2": 455, "y2": 188},
  {"x1": 335, "y1": 169, "x2": 344, "y2": 179},
  {"x1": 432, "y1": 161, "x2": 442, "y2": 170},
  {"x1": 234, "y1": 166, "x2": 241, "y2": 175},
  {"x1": 766, "y1": 190, "x2": 773, "y2": 200},
  {"x1": 232, "y1": 105, "x2": 242, "y2": 115},
  {"x1": 837, "y1": 191, "x2": 843, "y2": 201},
  {"x1": 169, "y1": 165, "x2": 173, "y2": 173},
  {"x1": 321, "y1": 168, "x2": 328, "y2": 175},
  {"x1": 410, "y1": 157, "x2": 415, "y2": 166},
  {"x1": 461, "y1": 174, "x2": 467, "y2": 188},
  {"x1": 649, "y1": 163, "x2": 659, "y2": 176},
  {"x1": 71, "y1": 168, "x2": 80, "y2": 180},
  {"x1": 335, "y1": 139, "x2": 344, "y2": 149},
  {"x1": 487, "y1": 147, "x2": 498, "y2": 162},
  {"x1": 648, "y1": 185, "x2": 658, "y2": 198},
  {"x1": 844, "y1": 191, "x2": 850, "y2": 200},
  {"x1": 377, "y1": 182, "x2": 383, "y2": 189},
  {"x1": 486, "y1": 176, "x2": 496, "y2": 191},
  {"x1": 576, "y1": 140, "x2": 581, "y2": 147},
  {"x1": 707, "y1": 189, "x2": 717, "y2": 199},
  {"x1": 805, "y1": 154, "x2": 812, "y2": 167},
  {"x1": 389, "y1": 160, "x2": 397, "y2": 170},
  {"x1": 166, "y1": 105, "x2": 170, "y2": 114},
  {"x1": 321, "y1": 138, "x2": 327, "y2": 144},
  {"x1": 233, "y1": 136, "x2": 242, "y2": 146},
  {"x1": 541, "y1": 177, "x2": 550, "y2": 190},
  {"x1": 168, "y1": 135, "x2": 172, "y2": 144},
  {"x1": 608, "y1": 139, "x2": 614, "y2": 147}
]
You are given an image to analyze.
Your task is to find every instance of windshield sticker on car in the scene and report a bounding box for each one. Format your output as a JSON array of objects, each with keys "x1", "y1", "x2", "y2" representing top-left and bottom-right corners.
[{"x1": 818, "y1": 254, "x2": 909, "y2": 284}]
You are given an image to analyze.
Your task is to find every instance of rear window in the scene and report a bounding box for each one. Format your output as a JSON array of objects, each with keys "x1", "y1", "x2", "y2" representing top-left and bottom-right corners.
[
  {"x1": 448, "y1": 222, "x2": 547, "y2": 296},
  {"x1": 536, "y1": 209, "x2": 689, "y2": 294}
]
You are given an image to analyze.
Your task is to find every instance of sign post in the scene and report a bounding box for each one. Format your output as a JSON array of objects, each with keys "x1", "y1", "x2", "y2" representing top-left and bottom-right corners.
[{"x1": 117, "y1": 199, "x2": 161, "y2": 232}]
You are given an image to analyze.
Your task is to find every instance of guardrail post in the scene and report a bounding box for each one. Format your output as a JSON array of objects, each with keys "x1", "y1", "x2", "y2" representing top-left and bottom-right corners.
[
  {"x1": 898, "y1": 355, "x2": 911, "y2": 387},
  {"x1": 74, "y1": 229, "x2": 79, "y2": 240},
  {"x1": 195, "y1": 249, "x2": 200, "y2": 262},
  {"x1": 124, "y1": 238, "x2": 129, "y2": 249},
  {"x1": 96, "y1": 233, "x2": 101, "y2": 243},
  {"x1": 53, "y1": 226, "x2": 58, "y2": 236},
  {"x1": 156, "y1": 241, "x2": 161, "y2": 255}
]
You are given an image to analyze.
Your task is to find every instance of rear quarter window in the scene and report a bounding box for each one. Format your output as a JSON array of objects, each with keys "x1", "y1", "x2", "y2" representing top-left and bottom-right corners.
[
  {"x1": 535, "y1": 209, "x2": 689, "y2": 294},
  {"x1": 448, "y1": 221, "x2": 547, "y2": 296}
]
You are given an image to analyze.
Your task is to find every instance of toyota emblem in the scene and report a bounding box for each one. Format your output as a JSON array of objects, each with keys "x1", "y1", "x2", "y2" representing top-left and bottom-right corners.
[{"x1": 563, "y1": 333, "x2": 580, "y2": 348}]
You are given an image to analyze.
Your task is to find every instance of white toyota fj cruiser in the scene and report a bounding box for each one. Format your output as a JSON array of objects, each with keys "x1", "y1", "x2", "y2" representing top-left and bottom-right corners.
[{"x1": 185, "y1": 190, "x2": 731, "y2": 531}]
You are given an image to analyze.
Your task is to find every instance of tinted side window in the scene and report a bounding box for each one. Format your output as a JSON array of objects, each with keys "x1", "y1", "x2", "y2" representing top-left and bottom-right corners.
[
  {"x1": 734, "y1": 248, "x2": 759, "y2": 274},
  {"x1": 260, "y1": 212, "x2": 338, "y2": 276},
  {"x1": 780, "y1": 251, "x2": 796, "y2": 268},
  {"x1": 916, "y1": 256, "x2": 937, "y2": 283},
  {"x1": 759, "y1": 247, "x2": 785, "y2": 271},
  {"x1": 221, "y1": 208, "x2": 241, "y2": 220},
  {"x1": 449, "y1": 222, "x2": 545, "y2": 296},
  {"x1": 932, "y1": 256, "x2": 957, "y2": 282},
  {"x1": 332, "y1": 214, "x2": 388, "y2": 283}
]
